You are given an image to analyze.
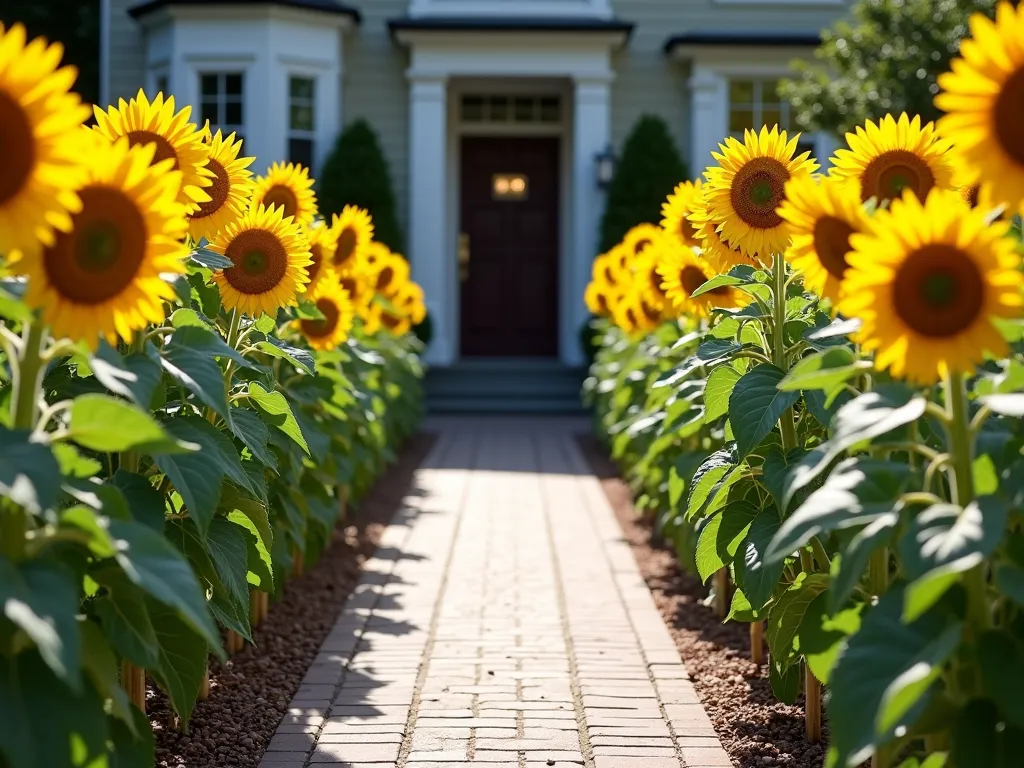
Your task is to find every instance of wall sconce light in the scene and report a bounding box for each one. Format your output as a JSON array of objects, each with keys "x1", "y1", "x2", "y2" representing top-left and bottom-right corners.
[{"x1": 595, "y1": 144, "x2": 617, "y2": 190}]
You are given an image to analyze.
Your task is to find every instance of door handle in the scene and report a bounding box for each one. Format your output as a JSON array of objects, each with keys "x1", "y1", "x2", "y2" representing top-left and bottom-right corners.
[{"x1": 459, "y1": 233, "x2": 470, "y2": 282}]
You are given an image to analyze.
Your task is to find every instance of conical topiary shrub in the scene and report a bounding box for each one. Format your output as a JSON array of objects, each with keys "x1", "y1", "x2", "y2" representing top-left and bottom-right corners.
[
  {"x1": 598, "y1": 114, "x2": 688, "y2": 253},
  {"x1": 317, "y1": 119, "x2": 405, "y2": 254}
]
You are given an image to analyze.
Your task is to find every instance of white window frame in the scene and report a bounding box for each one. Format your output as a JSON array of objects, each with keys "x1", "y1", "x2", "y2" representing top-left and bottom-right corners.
[
  {"x1": 199, "y1": 70, "x2": 246, "y2": 138},
  {"x1": 287, "y1": 75, "x2": 317, "y2": 172}
]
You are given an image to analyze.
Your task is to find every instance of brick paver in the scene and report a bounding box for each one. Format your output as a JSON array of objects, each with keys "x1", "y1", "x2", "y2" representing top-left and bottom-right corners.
[{"x1": 259, "y1": 417, "x2": 732, "y2": 767}]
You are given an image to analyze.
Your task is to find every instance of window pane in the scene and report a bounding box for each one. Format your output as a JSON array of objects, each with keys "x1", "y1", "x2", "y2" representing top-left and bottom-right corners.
[
  {"x1": 539, "y1": 96, "x2": 560, "y2": 122},
  {"x1": 201, "y1": 100, "x2": 219, "y2": 125},
  {"x1": 156, "y1": 75, "x2": 168, "y2": 95},
  {"x1": 761, "y1": 107, "x2": 783, "y2": 130},
  {"x1": 201, "y1": 74, "x2": 219, "y2": 96},
  {"x1": 289, "y1": 76, "x2": 314, "y2": 100},
  {"x1": 796, "y1": 140, "x2": 816, "y2": 159},
  {"x1": 488, "y1": 96, "x2": 509, "y2": 121},
  {"x1": 513, "y1": 97, "x2": 534, "y2": 122},
  {"x1": 225, "y1": 100, "x2": 243, "y2": 126},
  {"x1": 762, "y1": 79, "x2": 782, "y2": 101},
  {"x1": 290, "y1": 104, "x2": 314, "y2": 131},
  {"x1": 461, "y1": 96, "x2": 484, "y2": 122},
  {"x1": 289, "y1": 138, "x2": 314, "y2": 172},
  {"x1": 729, "y1": 108, "x2": 755, "y2": 133},
  {"x1": 729, "y1": 80, "x2": 754, "y2": 106},
  {"x1": 226, "y1": 74, "x2": 243, "y2": 95}
]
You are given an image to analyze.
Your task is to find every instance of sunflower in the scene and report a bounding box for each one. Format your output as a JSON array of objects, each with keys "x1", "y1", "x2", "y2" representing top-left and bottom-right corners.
[
  {"x1": 837, "y1": 189, "x2": 1023, "y2": 384},
  {"x1": 93, "y1": 89, "x2": 213, "y2": 211},
  {"x1": 661, "y1": 179, "x2": 704, "y2": 248},
  {"x1": 656, "y1": 239, "x2": 748, "y2": 319},
  {"x1": 0, "y1": 23, "x2": 90, "y2": 260},
  {"x1": 20, "y1": 139, "x2": 188, "y2": 348},
  {"x1": 208, "y1": 203, "x2": 311, "y2": 317},
  {"x1": 295, "y1": 268, "x2": 354, "y2": 351},
  {"x1": 635, "y1": 243, "x2": 671, "y2": 310},
  {"x1": 338, "y1": 268, "x2": 373, "y2": 310},
  {"x1": 592, "y1": 249, "x2": 629, "y2": 291},
  {"x1": 300, "y1": 220, "x2": 338, "y2": 293},
  {"x1": 328, "y1": 205, "x2": 374, "y2": 271},
  {"x1": 371, "y1": 251, "x2": 411, "y2": 297},
  {"x1": 187, "y1": 127, "x2": 254, "y2": 242},
  {"x1": 829, "y1": 113, "x2": 955, "y2": 206},
  {"x1": 391, "y1": 281, "x2": 427, "y2": 325},
  {"x1": 777, "y1": 174, "x2": 870, "y2": 304},
  {"x1": 936, "y1": 2, "x2": 1024, "y2": 213},
  {"x1": 612, "y1": 288, "x2": 661, "y2": 336},
  {"x1": 688, "y1": 193, "x2": 759, "y2": 271},
  {"x1": 585, "y1": 280, "x2": 617, "y2": 318},
  {"x1": 251, "y1": 162, "x2": 318, "y2": 226},
  {"x1": 621, "y1": 223, "x2": 664, "y2": 261},
  {"x1": 703, "y1": 126, "x2": 817, "y2": 259},
  {"x1": 364, "y1": 298, "x2": 412, "y2": 337}
]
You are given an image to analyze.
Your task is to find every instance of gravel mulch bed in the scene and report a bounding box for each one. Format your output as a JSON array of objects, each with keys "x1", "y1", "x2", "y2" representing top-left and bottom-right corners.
[
  {"x1": 577, "y1": 434, "x2": 828, "y2": 768},
  {"x1": 150, "y1": 433, "x2": 437, "y2": 768}
]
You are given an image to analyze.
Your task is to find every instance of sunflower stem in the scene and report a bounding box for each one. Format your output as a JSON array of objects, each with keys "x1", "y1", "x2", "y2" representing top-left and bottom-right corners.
[
  {"x1": 12, "y1": 320, "x2": 46, "y2": 431},
  {"x1": 223, "y1": 309, "x2": 242, "y2": 389},
  {"x1": 771, "y1": 255, "x2": 798, "y2": 453},
  {"x1": 944, "y1": 370, "x2": 989, "y2": 637}
]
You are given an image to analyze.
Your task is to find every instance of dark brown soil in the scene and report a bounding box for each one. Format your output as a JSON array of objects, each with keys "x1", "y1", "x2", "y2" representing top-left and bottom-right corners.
[
  {"x1": 149, "y1": 433, "x2": 436, "y2": 768},
  {"x1": 577, "y1": 435, "x2": 828, "y2": 768}
]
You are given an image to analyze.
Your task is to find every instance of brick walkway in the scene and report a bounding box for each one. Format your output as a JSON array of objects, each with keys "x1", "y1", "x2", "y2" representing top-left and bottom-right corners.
[{"x1": 259, "y1": 417, "x2": 732, "y2": 768}]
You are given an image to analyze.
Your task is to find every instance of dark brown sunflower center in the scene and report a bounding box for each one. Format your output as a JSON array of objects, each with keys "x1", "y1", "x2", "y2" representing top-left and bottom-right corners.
[
  {"x1": 634, "y1": 238, "x2": 652, "y2": 255},
  {"x1": 602, "y1": 265, "x2": 618, "y2": 286},
  {"x1": 44, "y1": 187, "x2": 147, "y2": 305},
  {"x1": 376, "y1": 266, "x2": 395, "y2": 292},
  {"x1": 861, "y1": 149, "x2": 935, "y2": 203},
  {"x1": 307, "y1": 243, "x2": 324, "y2": 283},
  {"x1": 680, "y1": 216, "x2": 701, "y2": 246},
  {"x1": 995, "y1": 66, "x2": 1024, "y2": 167},
  {"x1": 640, "y1": 298, "x2": 661, "y2": 323},
  {"x1": 262, "y1": 184, "x2": 298, "y2": 218},
  {"x1": 339, "y1": 275, "x2": 358, "y2": 299},
  {"x1": 679, "y1": 266, "x2": 709, "y2": 296},
  {"x1": 730, "y1": 157, "x2": 788, "y2": 229},
  {"x1": 649, "y1": 267, "x2": 667, "y2": 298},
  {"x1": 893, "y1": 244, "x2": 984, "y2": 338},
  {"x1": 192, "y1": 158, "x2": 230, "y2": 220},
  {"x1": 962, "y1": 184, "x2": 981, "y2": 209},
  {"x1": 812, "y1": 215, "x2": 856, "y2": 280},
  {"x1": 596, "y1": 293, "x2": 610, "y2": 315},
  {"x1": 0, "y1": 91, "x2": 35, "y2": 206},
  {"x1": 223, "y1": 228, "x2": 289, "y2": 296},
  {"x1": 625, "y1": 307, "x2": 639, "y2": 327},
  {"x1": 334, "y1": 226, "x2": 357, "y2": 266},
  {"x1": 127, "y1": 130, "x2": 179, "y2": 170},
  {"x1": 381, "y1": 310, "x2": 403, "y2": 330},
  {"x1": 301, "y1": 297, "x2": 340, "y2": 338}
]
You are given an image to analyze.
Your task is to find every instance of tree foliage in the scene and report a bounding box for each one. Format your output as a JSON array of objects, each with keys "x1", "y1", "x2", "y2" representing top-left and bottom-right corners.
[
  {"x1": 1, "y1": 0, "x2": 100, "y2": 105},
  {"x1": 782, "y1": 0, "x2": 998, "y2": 137},
  {"x1": 317, "y1": 119, "x2": 405, "y2": 255},
  {"x1": 598, "y1": 114, "x2": 687, "y2": 253}
]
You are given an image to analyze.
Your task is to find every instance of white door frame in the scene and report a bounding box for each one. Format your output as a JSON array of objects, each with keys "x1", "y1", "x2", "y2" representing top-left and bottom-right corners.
[{"x1": 398, "y1": 30, "x2": 622, "y2": 367}]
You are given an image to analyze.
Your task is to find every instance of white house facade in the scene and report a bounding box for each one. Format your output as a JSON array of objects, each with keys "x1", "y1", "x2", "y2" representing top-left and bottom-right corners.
[{"x1": 102, "y1": 0, "x2": 851, "y2": 379}]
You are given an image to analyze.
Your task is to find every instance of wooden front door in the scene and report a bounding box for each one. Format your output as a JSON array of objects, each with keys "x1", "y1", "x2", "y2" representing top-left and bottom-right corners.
[{"x1": 459, "y1": 137, "x2": 560, "y2": 357}]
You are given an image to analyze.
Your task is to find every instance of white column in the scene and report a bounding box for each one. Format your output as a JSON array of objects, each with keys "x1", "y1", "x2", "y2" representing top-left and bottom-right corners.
[
  {"x1": 688, "y1": 66, "x2": 728, "y2": 178},
  {"x1": 407, "y1": 73, "x2": 452, "y2": 366},
  {"x1": 566, "y1": 75, "x2": 612, "y2": 368}
]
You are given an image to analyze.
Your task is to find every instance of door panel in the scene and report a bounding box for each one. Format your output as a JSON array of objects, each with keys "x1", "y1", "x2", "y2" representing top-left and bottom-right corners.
[{"x1": 459, "y1": 137, "x2": 560, "y2": 357}]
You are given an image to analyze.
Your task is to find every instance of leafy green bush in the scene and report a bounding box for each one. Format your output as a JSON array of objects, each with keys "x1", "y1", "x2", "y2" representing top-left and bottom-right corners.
[
  {"x1": 598, "y1": 115, "x2": 687, "y2": 253},
  {"x1": 317, "y1": 120, "x2": 406, "y2": 254}
]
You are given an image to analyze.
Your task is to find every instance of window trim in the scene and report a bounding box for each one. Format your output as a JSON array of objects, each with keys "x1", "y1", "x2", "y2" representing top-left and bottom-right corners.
[
  {"x1": 287, "y1": 74, "x2": 317, "y2": 172},
  {"x1": 198, "y1": 70, "x2": 246, "y2": 139}
]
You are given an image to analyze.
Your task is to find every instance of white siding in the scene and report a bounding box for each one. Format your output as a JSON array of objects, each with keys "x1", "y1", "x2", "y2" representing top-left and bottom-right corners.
[{"x1": 108, "y1": 0, "x2": 146, "y2": 102}]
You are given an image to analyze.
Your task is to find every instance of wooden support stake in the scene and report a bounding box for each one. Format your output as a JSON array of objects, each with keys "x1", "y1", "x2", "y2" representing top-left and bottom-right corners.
[
  {"x1": 249, "y1": 589, "x2": 261, "y2": 628},
  {"x1": 750, "y1": 621, "x2": 765, "y2": 665},
  {"x1": 226, "y1": 630, "x2": 243, "y2": 655},
  {"x1": 259, "y1": 591, "x2": 269, "y2": 623},
  {"x1": 339, "y1": 486, "x2": 350, "y2": 519},
  {"x1": 121, "y1": 660, "x2": 146, "y2": 712},
  {"x1": 714, "y1": 569, "x2": 730, "y2": 619},
  {"x1": 805, "y1": 664, "x2": 822, "y2": 743},
  {"x1": 292, "y1": 545, "x2": 304, "y2": 578},
  {"x1": 199, "y1": 667, "x2": 210, "y2": 700}
]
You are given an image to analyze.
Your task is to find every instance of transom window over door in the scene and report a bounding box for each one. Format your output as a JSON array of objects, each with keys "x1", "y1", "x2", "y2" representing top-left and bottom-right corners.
[
  {"x1": 288, "y1": 76, "x2": 316, "y2": 173},
  {"x1": 728, "y1": 78, "x2": 816, "y2": 157},
  {"x1": 459, "y1": 94, "x2": 562, "y2": 125},
  {"x1": 200, "y1": 72, "x2": 244, "y2": 143}
]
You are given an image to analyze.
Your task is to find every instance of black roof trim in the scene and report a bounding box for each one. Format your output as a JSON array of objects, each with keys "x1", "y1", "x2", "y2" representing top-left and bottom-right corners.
[
  {"x1": 664, "y1": 31, "x2": 820, "y2": 53},
  {"x1": 129, "y1": 0, "x2": 362, "y2": 23},
  {"x1": 389, "y1": 16, "x2": 634, "y2": 36}
]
